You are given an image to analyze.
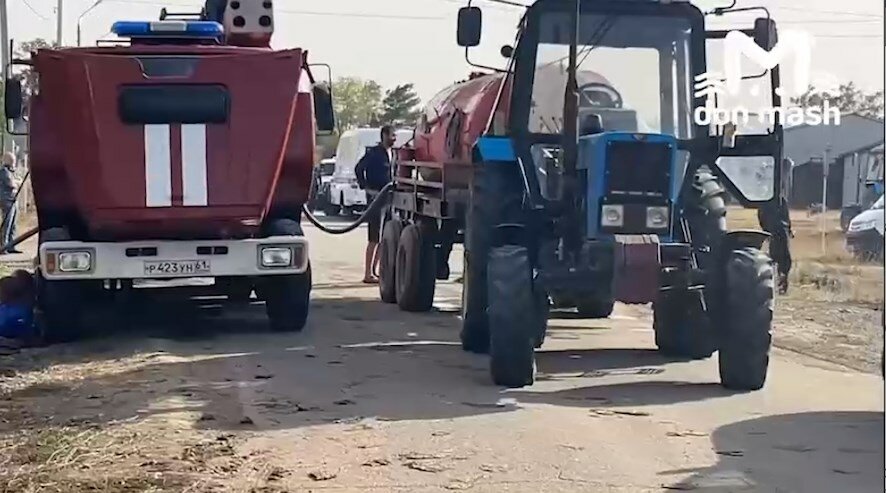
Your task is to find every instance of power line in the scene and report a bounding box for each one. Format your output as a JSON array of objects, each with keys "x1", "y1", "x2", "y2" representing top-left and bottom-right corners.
[
  {"x1": 19, "y1": 0, "x2": 49, "y2": 21},
  {"x1": 111, "y1": 0, "x2": 446, "y2": 21},
  {"x1": 773, "y1": 6, "x2": 883, "y2": 19}
]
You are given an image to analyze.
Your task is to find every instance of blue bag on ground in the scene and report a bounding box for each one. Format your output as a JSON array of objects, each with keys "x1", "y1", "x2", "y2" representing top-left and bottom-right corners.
[{"x1": 0, "y1": 302, "x2": 34, "y2": 339}]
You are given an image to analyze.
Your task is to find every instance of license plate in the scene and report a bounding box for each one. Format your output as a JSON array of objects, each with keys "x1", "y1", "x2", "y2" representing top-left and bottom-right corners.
[{"x1": 144, "y1": 260, "x2": 211, "y2": 276}]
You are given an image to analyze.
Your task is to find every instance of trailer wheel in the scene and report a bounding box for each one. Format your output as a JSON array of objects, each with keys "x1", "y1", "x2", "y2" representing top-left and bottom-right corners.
[
  {"x1": 378, "y1": 219, "x2": 404, "y2": 304},
  {"x1": 653, "y1": 290, "x2": 716, "y2": 359},
  {"x1": 488, "y1": 245, "x2": 537, "y2": 388},
  {"x1": 260, "y1": 219, "x2": 312, "y2": 332},
  {"x1": 322, "y1": 202, "x2": 340, "y2": 217},
  {"x1": 576, "y1": 297, "x2": 615, "y2": 318},
  {"x1": 395, "y1": 223, "x2": 436, "y2": 312},
  {"x1": 717, "y1": 247, "x2": 773, "y2": 391}
]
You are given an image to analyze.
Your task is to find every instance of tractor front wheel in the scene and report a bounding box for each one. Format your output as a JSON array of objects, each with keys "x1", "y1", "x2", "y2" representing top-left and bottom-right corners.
[
  {"x1": 488, "y1": 245, "x2": 538, "y2": 388},
  {"x1": 717, "y1": 247, "x2": 774, "y2": 391},
  {"x1": 653, "y1": 290, "x2": 716, "y2": 360}
]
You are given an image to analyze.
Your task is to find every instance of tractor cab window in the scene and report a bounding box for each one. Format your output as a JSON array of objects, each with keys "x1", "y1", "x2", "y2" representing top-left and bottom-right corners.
[
  {"x1": 528, "y1": 13, "x2": 694, "y2": 139},
  {"x1": 524, "y1": 12, "x2": 695, "y2": 200}
]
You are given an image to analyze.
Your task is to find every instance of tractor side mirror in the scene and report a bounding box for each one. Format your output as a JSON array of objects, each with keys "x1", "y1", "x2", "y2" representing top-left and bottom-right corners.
[
  {"x1": 313, "y1": 83, "x2": 335, "y2": 135},
  {"x1": 457, "y1": 7, "x2": 482, "y2": 47},
  {"x1": 753, "y1": 18, "x2": 778, "y2": 50},
  {"x1": 4, "y1": 78, "x2": 22, "y2": 121},
  {"x1": 721, "y1": 121, "x2": 737, "y2": 148}
]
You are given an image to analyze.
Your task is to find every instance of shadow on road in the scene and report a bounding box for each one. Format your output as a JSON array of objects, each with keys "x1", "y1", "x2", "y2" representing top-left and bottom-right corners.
[
  {"x1": 2, "y1": 295, "x2": 761, "y2": 440},
  {"x1": 660, "y1": 411, "x2": 884, "y2": 492}
]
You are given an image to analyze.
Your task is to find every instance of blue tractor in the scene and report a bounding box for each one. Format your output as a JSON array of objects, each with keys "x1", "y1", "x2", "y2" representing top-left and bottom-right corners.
[{"x1": 455, "y1": 0, "x2": 783, "y2": 390}]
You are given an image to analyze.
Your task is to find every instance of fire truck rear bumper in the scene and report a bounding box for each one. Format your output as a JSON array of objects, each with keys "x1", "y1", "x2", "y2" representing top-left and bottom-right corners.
[{"x1": 38, "y1": 237, "x2": 309, "y2": 281}]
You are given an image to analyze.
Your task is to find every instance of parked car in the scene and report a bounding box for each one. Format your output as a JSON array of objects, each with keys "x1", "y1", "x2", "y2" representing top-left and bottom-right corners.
[
  {"x1": 845, "y1": 194, "x2": 884, "y2": 261},
  {"x1": 309, "y1": 158, "x2": 337, "y2": 215}
]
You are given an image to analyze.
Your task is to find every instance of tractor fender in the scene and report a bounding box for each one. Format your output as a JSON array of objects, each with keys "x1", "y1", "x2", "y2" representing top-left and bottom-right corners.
[{"x1": 723, "y1": 229, "x2": 770, "y2": 251}]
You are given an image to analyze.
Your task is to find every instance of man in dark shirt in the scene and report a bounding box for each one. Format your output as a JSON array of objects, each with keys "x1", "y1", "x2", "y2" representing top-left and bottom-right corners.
[
  {"x1": 355, "y1": 126, "x2": 395, "y2": 283},
  {"x1": 758, "y1": 157, "x2": 793, "y2": 294},
  {"x1": 0, "y1": 153, "x2": 20, "y2": 255}
]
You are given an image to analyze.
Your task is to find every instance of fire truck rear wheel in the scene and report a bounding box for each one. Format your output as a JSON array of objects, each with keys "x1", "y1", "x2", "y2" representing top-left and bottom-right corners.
[
  {"x1": 378, "y1": 219, "x2": 404, "y2": 304},
  {"x1": 488, "y1": 245, "x2": 537, "y2": 388},
  {"x1": 717, "y1": 247, "x2": 773, "y2": 391},
  {"x1": 395, "y1": 223, "x2": 436, "y2": 312},
  {"x1": 260, "y1": 220, "x2": 311, "y2": 333},
  {"x1": 36, "y1": 228, "x2": 85, "y2": 343}
]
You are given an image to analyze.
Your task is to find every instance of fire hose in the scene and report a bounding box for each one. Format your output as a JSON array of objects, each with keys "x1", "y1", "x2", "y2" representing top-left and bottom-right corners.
[
  {"x1": 301, "y1": 182, "x2": 394, "y2": 235},
  {"x1": 0, "y1": 178, "x2": 395, "y2": 254}
]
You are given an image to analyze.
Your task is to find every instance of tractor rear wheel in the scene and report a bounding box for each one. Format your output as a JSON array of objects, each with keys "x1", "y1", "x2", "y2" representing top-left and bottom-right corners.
[
  {"x1": 395, "y1": 223, "x2": 436, "y2": 312},
  {"x1": 259, "y1": 219, "x2": 312, "y2": 332},
  {"x1": 653, "y1": 290, "x2": 716, "y2": 359},
  {"x1": 378, "y1": 219, "x2": 403, "y2": 304},
  {"x1": 717, "y1": 247, "x2": 774, "y2": 391},
  {"x1": 488, "y1": 245, "x2": 538, "y2": 388}
]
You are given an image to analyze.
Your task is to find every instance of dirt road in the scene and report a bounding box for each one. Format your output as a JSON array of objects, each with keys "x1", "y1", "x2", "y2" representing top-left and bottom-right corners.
[{"x1": 0, "y1": 220, "x2": 883, "y2": 492}]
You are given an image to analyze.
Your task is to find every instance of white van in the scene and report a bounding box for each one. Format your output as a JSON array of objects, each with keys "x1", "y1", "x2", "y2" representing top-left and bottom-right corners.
[{"x1": 328, "y1": 127, "x2": 413, "y2": 216}]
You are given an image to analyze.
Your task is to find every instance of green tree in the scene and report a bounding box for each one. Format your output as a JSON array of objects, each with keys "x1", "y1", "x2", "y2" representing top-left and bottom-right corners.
[
  {"x1": 792, "y1": 82, "x2": 884, "y2": 120},
  {"x1": 380, "y1": 83, "x2": 421, "y2": 126},
  {"x1": 332, "y1": 77, "x2": 382, "y2": 132}
]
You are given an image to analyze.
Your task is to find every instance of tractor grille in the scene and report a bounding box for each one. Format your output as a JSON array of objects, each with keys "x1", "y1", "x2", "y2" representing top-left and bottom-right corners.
[{"x1": 605, "y1": 141, "x2": 672, "y2": 198}]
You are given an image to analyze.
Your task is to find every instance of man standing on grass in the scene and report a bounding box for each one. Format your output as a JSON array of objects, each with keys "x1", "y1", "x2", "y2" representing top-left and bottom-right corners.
[
  {"x1": 758, "y1": 157, "x2": 794, "y2": 295},
  {"x1": 0, "y1": 152, "x2": 21, "y2": 255},
  {"x1": 355, "y1": 125, "x2": 396, "y2": 284}
]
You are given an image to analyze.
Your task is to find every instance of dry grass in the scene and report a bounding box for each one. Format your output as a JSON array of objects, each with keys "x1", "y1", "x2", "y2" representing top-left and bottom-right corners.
[
  {"x1": 727, "y1": 207, "x2": 884, "y2": 307},
  {"x1": 0, "y1": 425, "x2": 183, "y2": 493}
]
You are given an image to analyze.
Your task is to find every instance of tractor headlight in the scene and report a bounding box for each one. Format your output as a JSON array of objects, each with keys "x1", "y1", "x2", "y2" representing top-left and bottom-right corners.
[
  {"x1": 646, "y1": 206, "x2": 670, "y2": 229},
  {"x1": 601, "y1": 205, "x2": 624, "y2": 227}
]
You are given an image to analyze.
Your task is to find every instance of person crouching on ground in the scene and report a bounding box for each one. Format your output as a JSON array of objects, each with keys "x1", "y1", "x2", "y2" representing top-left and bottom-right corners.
[{"x1": 355, "y1": 125, "x2": 396, "y2": 284}]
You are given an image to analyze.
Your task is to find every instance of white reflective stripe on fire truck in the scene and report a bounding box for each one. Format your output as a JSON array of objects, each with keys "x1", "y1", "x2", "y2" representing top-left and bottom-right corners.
[
  {"x1": 181, "y1": 124, "x2": 208, "y2": 206},
  {"x1": 144, "y1": 124, "x2": 172, "y2": 207}
]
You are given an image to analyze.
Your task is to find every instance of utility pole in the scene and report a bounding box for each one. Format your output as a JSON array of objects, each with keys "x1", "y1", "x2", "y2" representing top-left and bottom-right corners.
[
  {"x1": 821, "y1": 146, "x2": 830, "y2": 255},
  {"x1": 56, "y1": 0, "x2": 63, "y2": 46},
  {"x1": 0, "y1": 0, "x2": 9, "y2": 153}
]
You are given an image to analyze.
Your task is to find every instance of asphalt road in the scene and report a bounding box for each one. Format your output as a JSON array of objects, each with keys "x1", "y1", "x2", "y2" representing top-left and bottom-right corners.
[{"x1": 2, "y1": 217, "x2": 883, "y2": 492}]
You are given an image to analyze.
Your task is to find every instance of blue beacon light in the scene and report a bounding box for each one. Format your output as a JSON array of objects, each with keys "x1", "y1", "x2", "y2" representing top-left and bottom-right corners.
[{"x1": 111, "y1": 20, "x2": 224, "y2": 38}]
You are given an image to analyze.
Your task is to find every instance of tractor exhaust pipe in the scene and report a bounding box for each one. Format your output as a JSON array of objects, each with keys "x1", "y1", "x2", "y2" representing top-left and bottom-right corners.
[{"x1": 561, "y1": 0, "x2": 582, "y2": 253}]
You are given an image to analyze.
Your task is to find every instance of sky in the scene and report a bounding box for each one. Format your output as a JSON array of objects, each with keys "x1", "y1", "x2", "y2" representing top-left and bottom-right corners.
[{"x1": 4, "y1": 0, "x2": 884, "y2": 103}]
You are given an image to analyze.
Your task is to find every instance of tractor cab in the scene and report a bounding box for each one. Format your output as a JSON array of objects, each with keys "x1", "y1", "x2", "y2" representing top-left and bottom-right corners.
[{"x1": 458, "y1": 0, "x2": 784, "y2": 234}]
